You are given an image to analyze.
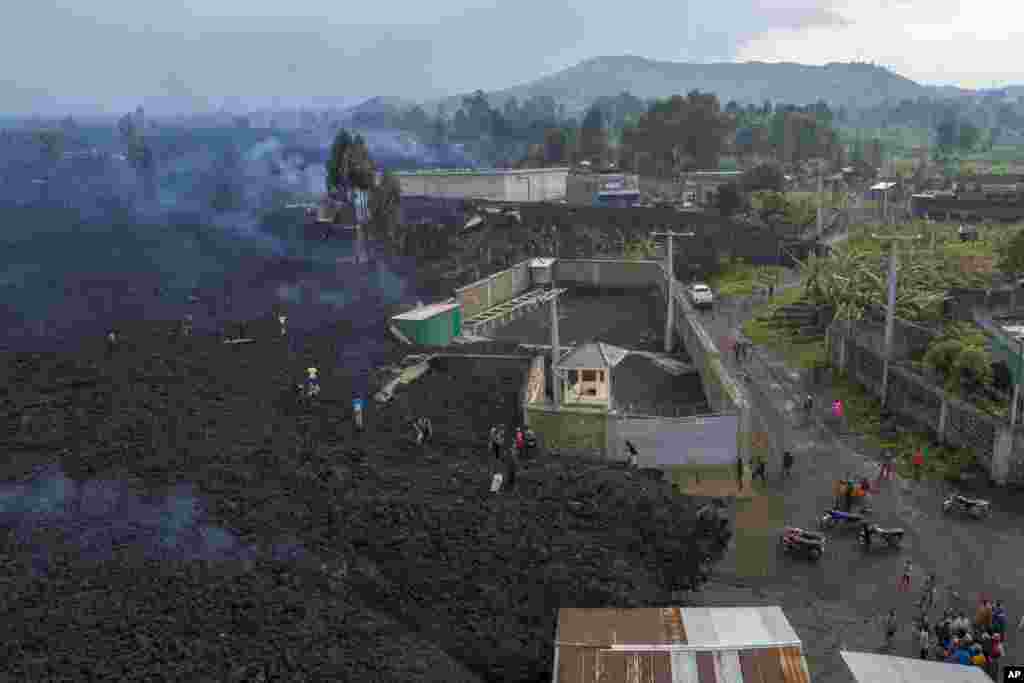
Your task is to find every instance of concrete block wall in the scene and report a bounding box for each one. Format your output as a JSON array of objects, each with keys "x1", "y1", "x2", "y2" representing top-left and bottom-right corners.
[
  {"x1": 829, "y1": 320, "x2": 1015, "y2": 484},
  {"x1": 519, "y1": 256, "x2": 747, "y2": 465},
  {"x1": 524, "y1": 404, "x2": 611, "y2": 460},
  {"x1": 398, "y1": 174, "x2": 507, "y2": 200},
  {"x1": 554, "y1": 259, "x2": 664, "y2": 289},
  {"x1": 454, "y1": 259, "x2": 533, "y2": 320}
]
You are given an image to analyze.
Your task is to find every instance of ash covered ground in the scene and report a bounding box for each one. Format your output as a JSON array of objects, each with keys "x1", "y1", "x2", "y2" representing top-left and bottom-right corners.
[{"x1": 0, "y1": 318, "x2": 722, "y2": 681}]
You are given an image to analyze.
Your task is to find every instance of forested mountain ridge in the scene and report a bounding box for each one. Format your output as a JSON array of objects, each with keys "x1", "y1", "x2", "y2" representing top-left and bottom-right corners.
[{"x1": 425, "y1": 56, "x2": 975, "y2": 119}]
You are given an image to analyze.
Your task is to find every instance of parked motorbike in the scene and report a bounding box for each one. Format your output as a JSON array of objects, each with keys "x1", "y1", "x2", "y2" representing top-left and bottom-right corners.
[
  {"x1": 857, "y1": 524, "x2": 905, "y2": 549},
  {"x1": 819, "y1": 507, "x2": 872, "y2": 530},
  {"x1": 779, "y1": 526, "x2": 826, "y2": 561},
  {"x1": 942, "y1": 494, "x2": 991, "y2": 519}
]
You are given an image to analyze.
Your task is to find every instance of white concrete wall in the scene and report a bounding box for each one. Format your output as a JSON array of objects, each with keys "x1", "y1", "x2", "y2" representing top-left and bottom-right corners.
[
  {"x1": 532, "y1": 169, "x2": 568, "y2": 201},
  {"x1": 397, "y1": 169, "x2": 568, "y2": 202},
  {"x1": 398, "y1": 174, "x2": 507, "y2": 200}
]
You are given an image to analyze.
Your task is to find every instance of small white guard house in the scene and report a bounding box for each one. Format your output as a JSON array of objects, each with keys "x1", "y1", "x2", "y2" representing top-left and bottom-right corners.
[{"x1": 555, "y1": 341, "x2": 629, "y2": 408}]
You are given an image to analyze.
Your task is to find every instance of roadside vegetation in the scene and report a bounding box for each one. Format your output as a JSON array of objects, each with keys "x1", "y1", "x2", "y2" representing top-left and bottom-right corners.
[
  {"x1": 743, "y1": 286, "x2": 979, "y2": 481},
  {"x1": 802, "y1": 220, "x2": 1019, "y2": 323},
  {"x1": 742, "y1": 286, "x2": 827, "y2": 369},
  {"x1": 825, "y1": 372, "x2": 978, "y2": 481},
  {"x1": 709, "y1": 260, "x2": 784, "y2": 296}
]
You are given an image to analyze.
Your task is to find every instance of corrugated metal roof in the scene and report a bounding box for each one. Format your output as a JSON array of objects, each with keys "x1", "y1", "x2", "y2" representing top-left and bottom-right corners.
[
  {"x1": 680, "y1": 607, "x2": 801, "y2": 650},
  {"x1": 556, "y1": 645, "x2": 809, "y2": 683},
  {"x1": 556, "y1": 342, "x2": 630, "y2": 370},
  {"x1": 554, "y1": 608, "x2": 809, "y2": 683},
  {"x1": 840, "y1": 651, "x2": 991, "y2": 683},
  {"x1": 391, "y1": 302, "x2": 459, "y2": 321}
]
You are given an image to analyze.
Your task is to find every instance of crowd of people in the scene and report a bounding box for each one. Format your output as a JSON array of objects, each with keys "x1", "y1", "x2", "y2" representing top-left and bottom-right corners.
[{"x1": 884, "y1": 572, "x2": 1013, "y2": 680}]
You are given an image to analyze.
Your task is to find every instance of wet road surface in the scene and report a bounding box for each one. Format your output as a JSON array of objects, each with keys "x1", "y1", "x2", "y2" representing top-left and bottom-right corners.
[{"x1": 694, "y1": 288, "x2": 1024, "y2": 683}]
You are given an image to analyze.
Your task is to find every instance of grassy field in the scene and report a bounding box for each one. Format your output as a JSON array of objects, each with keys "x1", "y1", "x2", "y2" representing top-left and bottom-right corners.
[{"x1": 710, "y1": 263, "x2": 786, "y2": 297}]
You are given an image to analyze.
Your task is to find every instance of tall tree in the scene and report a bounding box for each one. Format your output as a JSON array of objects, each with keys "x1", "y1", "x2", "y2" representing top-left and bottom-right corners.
[
  {"x1": 117, "y1": 113, "x2": 136, "y2": 145},
  {"x1": 958, "y1": 122, "x2": 980, "y2": 152},
  {"x1": 326, "y1": 129, "x2": 375, "y2": 199},
  {"x1": 543, "y1": 127, "x2": 568, "y2": 165},
  {"x1": 579, "y1": 105, "x2": 608, "y2": 164},
  {"x1": 936, "y1": 119, "x2": 957, "y2": 153},
  {"x1": 369, "y1": 170, "x2": 402, "y2": 249},
  {"x1": 35, "y1": 130, "x2": 64, "y2": 163}
]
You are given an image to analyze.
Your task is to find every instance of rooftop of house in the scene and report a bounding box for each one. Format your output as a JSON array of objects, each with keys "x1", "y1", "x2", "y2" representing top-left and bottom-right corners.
[
  {"x1": 554, "y1": 606, "x2": 809, "y2": 683},
  {"x1": 557, "y1": 606, "x2": 802, "y2": 650},
  {"x1": 840, "y1": 651, "x2": 992, "y2": 683},
  {"x1": 555, "y1": 341, "x2": 630, "y2": 370},
  {"x1": 391, "y1": 301, "x2": 459, "y2": 321}
]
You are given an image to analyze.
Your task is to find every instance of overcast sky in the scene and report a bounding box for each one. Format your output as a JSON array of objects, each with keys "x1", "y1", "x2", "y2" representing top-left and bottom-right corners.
[{"x1": 3, "y1": 0, "x2": 1019, "y2": 117}]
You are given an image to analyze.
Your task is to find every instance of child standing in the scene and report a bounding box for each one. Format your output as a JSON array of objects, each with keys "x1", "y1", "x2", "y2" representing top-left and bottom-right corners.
[{"x1": 899, "y1": 559, "x2": 913, "y2": 592}]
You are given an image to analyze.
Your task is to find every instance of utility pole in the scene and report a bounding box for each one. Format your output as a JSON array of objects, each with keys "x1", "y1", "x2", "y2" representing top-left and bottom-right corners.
[
  {"x1": 550, "y1": 289, "x2": 564, "y2": 410},
  {"x1": 651, "y1": 230, "x2": 696, "y2": 353},
  {"x1": 1012, "y1": 337, "x2": 1024, "y2": 427},
  {"x1": 817, "y1": 171, "x2": 824, "y2": 236},
  {"x1": 872, "y1": 233, "x2": 922, "y2": 407}
]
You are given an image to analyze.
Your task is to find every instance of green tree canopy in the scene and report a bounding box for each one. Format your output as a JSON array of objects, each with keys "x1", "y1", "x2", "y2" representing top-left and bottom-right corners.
[
  {"x1": 958, "y1": 122, "x2": 981, "y2": 151},
  {"x1": 579, "y1": 104, "x2": 608, "y2": 164},
  {"x1": 369, "y1": 170, "x2": 402, "y2": 247},
  {"x1": 999, "y1": 228, "x2": 1024, "y2": 275},
  {"x1": 327, "y1": 129, "x2": 375, "y2": 196}
]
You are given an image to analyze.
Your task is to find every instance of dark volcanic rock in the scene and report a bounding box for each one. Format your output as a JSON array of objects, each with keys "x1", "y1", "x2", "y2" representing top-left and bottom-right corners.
[{"x1": 0, "y1": 321, "x2": 719, "y2": 681}]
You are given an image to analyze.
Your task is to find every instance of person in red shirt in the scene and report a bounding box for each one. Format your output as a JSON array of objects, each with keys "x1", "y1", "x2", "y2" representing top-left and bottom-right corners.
[
  {"x1": 912, "y1": 448, "x2": 925, "y2": 480},
  {"x1": 515, "y1": 427, "x2": 525, "y2": 458}
]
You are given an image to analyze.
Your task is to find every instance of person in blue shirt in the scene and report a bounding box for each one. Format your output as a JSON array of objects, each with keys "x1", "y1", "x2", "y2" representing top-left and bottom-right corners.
[{"x1": 304, "y1": 367, "x2": 320, "y2": 398}]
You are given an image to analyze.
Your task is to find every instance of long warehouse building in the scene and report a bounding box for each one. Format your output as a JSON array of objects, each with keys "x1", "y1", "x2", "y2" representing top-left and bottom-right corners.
[{"x1": 394, "y1": 167, "x2": 570, "y2": 202}]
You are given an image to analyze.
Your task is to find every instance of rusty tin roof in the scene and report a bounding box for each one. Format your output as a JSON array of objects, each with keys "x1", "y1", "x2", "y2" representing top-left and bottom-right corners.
[{"x1": 554, "y1": 607, "x2": 810, "y2": 683}]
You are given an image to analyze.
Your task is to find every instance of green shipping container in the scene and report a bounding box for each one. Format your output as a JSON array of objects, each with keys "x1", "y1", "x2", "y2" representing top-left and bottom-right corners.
[{"x1": 391, "y1": 302, "x2": 462, "y2": 346}]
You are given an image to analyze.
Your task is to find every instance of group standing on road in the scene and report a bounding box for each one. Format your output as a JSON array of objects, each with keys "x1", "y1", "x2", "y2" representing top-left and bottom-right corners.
[{"x1": 879, "y1": 570, "x2": 1014, "y2": 680}]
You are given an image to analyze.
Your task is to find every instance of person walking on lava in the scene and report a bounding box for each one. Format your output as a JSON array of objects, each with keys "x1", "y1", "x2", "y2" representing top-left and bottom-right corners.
[
  {"x1": 899, "y1": 559, "x2": 913, "y2": 592},
  {"x1": 489, "y1": 425, "x2": 504, "y2": 461}
]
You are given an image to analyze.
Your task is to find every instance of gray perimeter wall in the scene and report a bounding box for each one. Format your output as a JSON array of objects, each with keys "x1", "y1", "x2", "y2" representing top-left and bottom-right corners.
[
  {"x1": 554, "y1": 259, "x2": 664, "y2": 289},
  {"x1": 611, "y1": 413, "x2": 739, "y2": 466},
  {"x1": 540, "y1": 258, "x2": 748, "y2": 465}
]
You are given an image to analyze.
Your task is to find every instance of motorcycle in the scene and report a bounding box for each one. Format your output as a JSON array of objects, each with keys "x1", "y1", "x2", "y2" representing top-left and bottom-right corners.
[
  {"x1": 942, "y1": 494, "x2": 991, "y2": 519},
  {"x1": 857, "y1": 524, "x2": 905, "y2": 549},
  {"x1": 779, "y1": 526, "x2": 825, "y2": 561},
  {"x1": 819, "y1": 507, "x2": 872, "y2": 530}
]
